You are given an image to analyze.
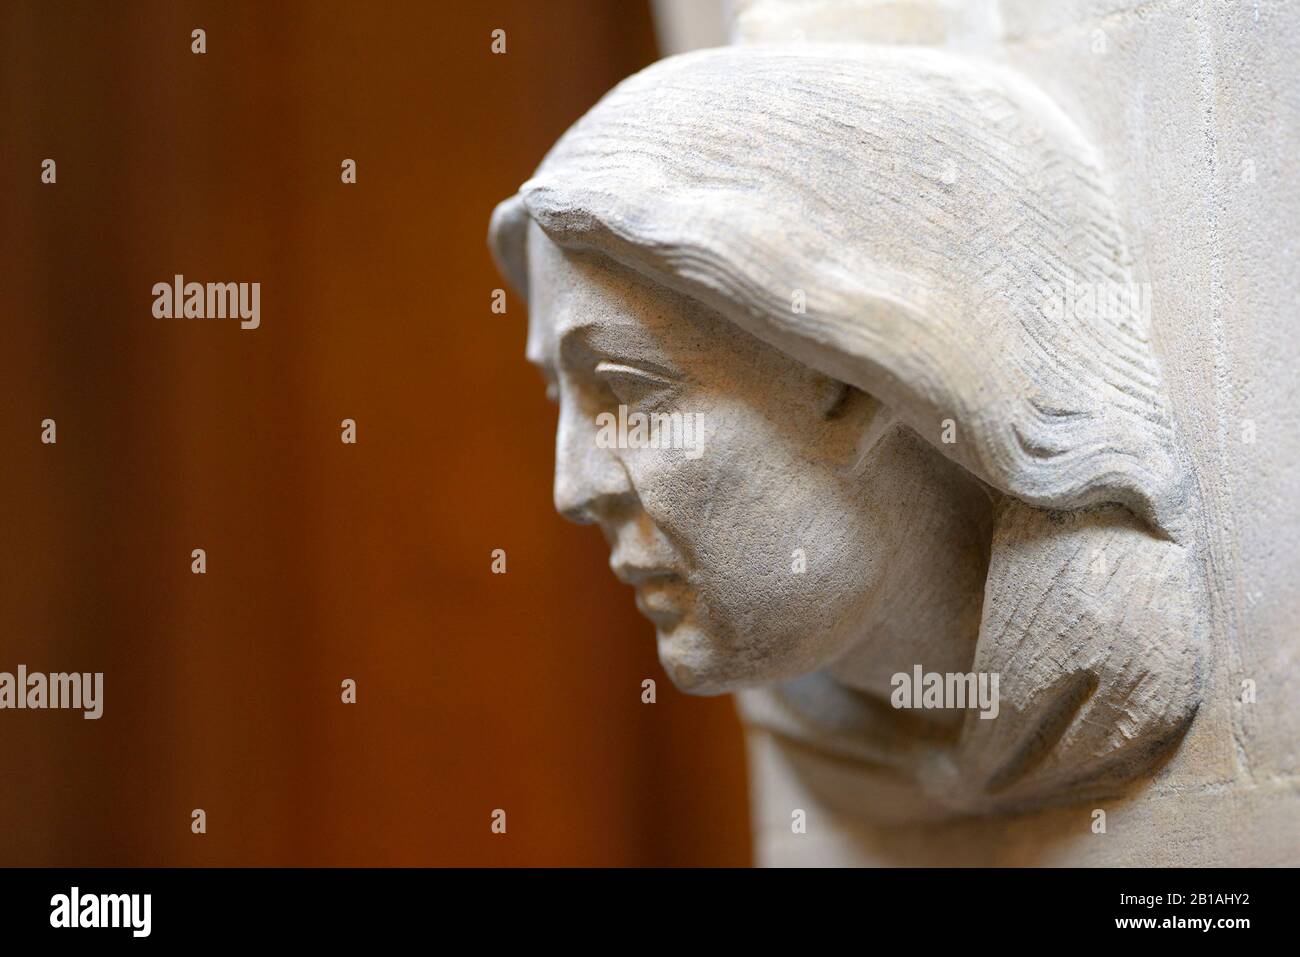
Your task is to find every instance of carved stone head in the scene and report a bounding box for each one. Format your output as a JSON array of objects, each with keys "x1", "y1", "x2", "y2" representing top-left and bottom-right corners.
[{"x1": 490, "y1": 45, "x2": 1204, "y2": 819}]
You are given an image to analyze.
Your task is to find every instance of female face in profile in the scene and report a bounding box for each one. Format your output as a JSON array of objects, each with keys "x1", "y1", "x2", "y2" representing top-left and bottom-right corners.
[{"x1": 524, "y1": 221, "x2": 992, "y2": 702}]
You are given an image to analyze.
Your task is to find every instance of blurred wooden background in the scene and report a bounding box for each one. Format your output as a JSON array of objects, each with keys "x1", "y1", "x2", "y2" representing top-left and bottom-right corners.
[{"x1": 0, "y1": 0, "x2": 750, "y2": 866}]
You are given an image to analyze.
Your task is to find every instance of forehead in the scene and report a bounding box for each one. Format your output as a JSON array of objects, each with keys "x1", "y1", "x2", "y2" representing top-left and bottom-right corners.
[{"x1": 524, "y1": 221, "x2": 681, "y2": 367}]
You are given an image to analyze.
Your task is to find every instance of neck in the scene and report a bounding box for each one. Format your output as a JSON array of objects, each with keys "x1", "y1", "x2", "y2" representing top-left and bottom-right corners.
[{"x1": 825, "y1": 479, "x2": 995, "y2": 716}]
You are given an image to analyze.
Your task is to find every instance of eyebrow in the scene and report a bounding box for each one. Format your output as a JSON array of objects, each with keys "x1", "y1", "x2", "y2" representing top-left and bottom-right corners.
[
  {"x1": 524, "y1": 319, "x2": 592, "y2": 376},
  {"x1": 558, "y1": 320, "x2": 686, "y2": 382},
  {"x1": 558, "y1": 321, "x2": 601, "y2": 365}
]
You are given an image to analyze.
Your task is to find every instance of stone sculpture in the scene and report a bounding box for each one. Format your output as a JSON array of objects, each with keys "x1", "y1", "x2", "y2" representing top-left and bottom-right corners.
[{"x1": 490, "y1": 43, "x2": 1204, "y2": 829}]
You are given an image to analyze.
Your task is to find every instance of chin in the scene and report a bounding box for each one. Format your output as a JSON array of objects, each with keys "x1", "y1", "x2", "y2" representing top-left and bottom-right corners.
[
  {"x1": 655, "y1": 624, "x2": 729, "y2": 695},
  {"x1": 655, "y1": 623, "x2": 781, "y2": 696}
]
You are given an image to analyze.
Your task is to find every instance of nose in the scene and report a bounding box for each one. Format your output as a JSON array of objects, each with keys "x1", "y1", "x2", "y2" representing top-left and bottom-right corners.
[{"x1": 553, "y1": 397, "x2": 635, "y2": 525}]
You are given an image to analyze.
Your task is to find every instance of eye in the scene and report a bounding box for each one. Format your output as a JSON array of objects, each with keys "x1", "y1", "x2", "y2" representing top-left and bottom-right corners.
[{"x1": 594, "y1": 361, "x2": 676, "y2": 411}]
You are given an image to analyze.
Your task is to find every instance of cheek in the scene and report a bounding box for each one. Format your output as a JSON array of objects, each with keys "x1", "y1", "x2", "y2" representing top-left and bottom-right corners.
[
  {"x1": 625, "y1": 400, "x2": 786, "y2": 558},
  {"x1": 625, "y1": 400, "x2": 882, "y2": 633}
]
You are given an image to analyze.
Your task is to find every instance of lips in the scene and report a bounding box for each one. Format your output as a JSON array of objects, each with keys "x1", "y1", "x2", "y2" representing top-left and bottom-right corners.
[
  {"x1": 611, "y1": 560, "x2": 686, "y2": 630},
  {"x1": 633, "y1": 579, "x2": 686, "y2": 631},
  {"x1": 610, "y1": 561, "x2": 677, "y2": 587}
]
